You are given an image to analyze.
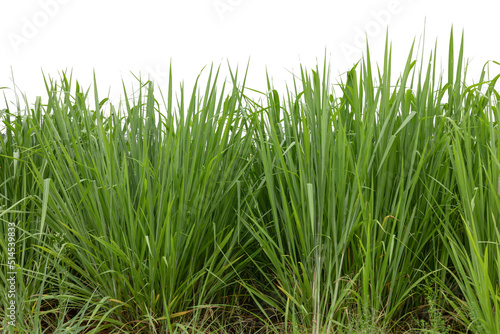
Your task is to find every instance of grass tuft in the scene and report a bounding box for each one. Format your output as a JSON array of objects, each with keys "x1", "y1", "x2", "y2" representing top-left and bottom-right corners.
[{"x1": 1, "y1": 30, "x2": 499, "y2": 333}]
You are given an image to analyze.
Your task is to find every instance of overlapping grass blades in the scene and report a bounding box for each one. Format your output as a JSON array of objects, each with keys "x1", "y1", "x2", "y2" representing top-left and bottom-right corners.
[
  {"x1": 1, "y1": 66, "x2": 256, "y2": 332},
  {"x1": 241, "y1": 30, "x2": 499, "y2": 332},
  {"x1": 1, "y1": 30, "x2": 499, "y2": 333},
  {"x1": 442, "y1": 34, "x2": 500, "y2": 333},
  {"x1": 242, "y1": 43, "x2": 437, "y2": 332}
]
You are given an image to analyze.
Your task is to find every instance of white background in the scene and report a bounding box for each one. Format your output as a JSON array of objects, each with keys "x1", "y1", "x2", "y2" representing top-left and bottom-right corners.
[{"x1": 1, "y1": 0, "x2": 500, "y2": 108}]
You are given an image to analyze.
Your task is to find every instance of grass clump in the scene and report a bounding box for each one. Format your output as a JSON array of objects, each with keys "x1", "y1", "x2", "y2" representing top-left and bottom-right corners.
[{"x1": 1, "y1": 29, "x2": 499, "y2": 333}]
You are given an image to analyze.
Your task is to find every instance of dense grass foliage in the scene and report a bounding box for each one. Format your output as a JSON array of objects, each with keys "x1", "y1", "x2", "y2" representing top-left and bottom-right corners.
[{"x1": 1, "y1": 32, "x2": 499, "y2": 333}]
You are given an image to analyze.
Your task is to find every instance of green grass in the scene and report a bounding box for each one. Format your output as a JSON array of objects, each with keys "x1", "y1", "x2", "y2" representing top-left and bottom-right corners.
[{"x1": 1, "y1": 30, "x2": 499, "y2": 333}]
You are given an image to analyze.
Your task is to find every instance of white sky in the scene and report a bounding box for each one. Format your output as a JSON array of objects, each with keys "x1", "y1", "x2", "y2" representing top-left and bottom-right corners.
[{"x1": 1, "y1": 0, "x2": 500, "y2": 109}]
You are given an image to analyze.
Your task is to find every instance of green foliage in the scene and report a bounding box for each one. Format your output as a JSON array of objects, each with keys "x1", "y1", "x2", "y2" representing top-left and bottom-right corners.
[{"x1": 1, "y1": 30, "x2": 499, "y2": 333}]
